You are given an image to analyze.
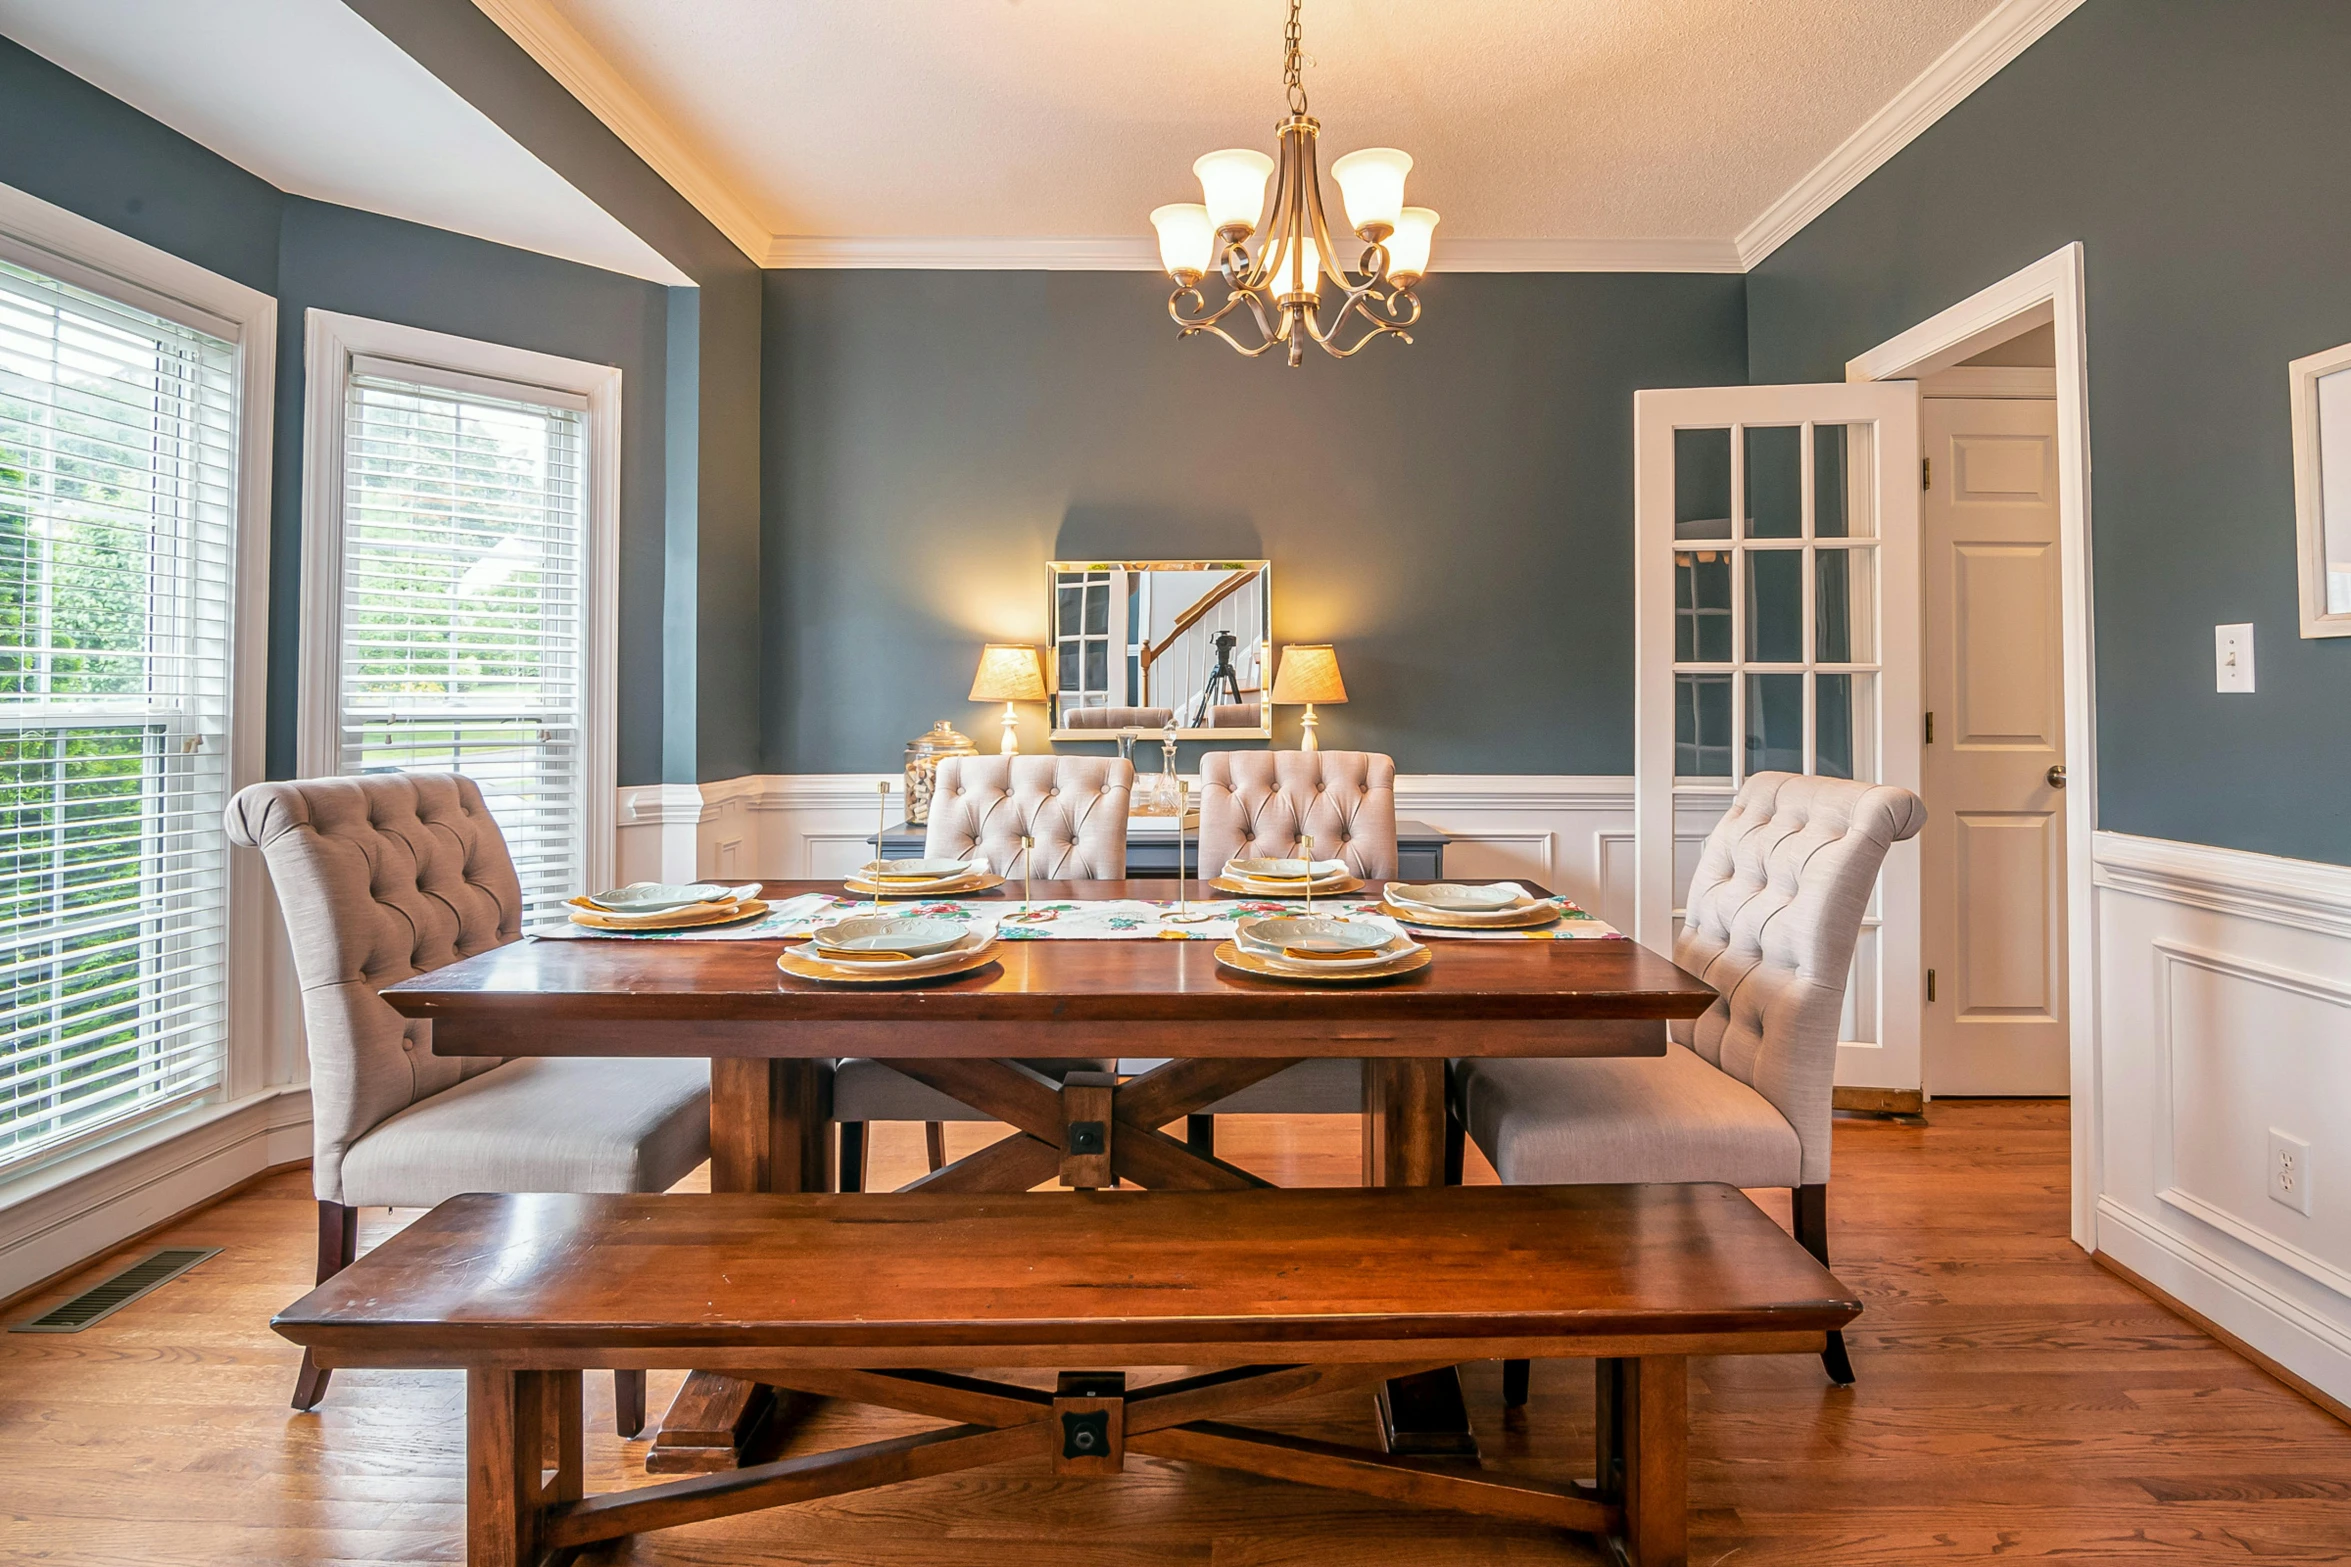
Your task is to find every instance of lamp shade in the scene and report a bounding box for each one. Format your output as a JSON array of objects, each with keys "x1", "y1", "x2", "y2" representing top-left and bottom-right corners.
[
  {"x1": 1261, "y1": 234, "x2": 1323, "y2": 299},
  {"x1": 969, "y1": 644, "x2": 1048, "y2": 703},
  {"x1": 1270, "y1": 644, "x2": 1347, "y2": 705},
  {"x1": 1387, "y1": 207, "x2": 1439, "y2": 282},
  {"x1": 1330, "y1": 148, "x2": 1412, "y2": 235},
  {"x1": 1148, "y1": 203, "x2": 1215, "y2": 282},
  {"x1": 1193, "y1": 149, "x2": 1275, "y2": 234}
]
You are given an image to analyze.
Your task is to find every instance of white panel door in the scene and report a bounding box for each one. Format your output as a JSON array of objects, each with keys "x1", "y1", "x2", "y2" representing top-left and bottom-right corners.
[
  {"x1": 1921, "y1": 396, "x2": 2069, "y2": 1094},
  {"x1": 1634, "y1": 381, "x2": 1923, "y2": 1093}
]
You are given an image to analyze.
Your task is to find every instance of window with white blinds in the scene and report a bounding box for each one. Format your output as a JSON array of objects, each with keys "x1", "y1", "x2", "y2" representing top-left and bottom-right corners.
[
  {"x1": 333, "y1": 362, "x2": 589, "y2": 919},
  {"x1": 0, "y1": 257, "x2": 238, "y2": 1170}
]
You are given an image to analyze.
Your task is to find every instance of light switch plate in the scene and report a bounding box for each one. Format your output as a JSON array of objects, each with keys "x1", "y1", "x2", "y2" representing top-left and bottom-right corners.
[
  {"x1": 2216, "y1": 623, "x2": 2255, "y2": 693},
  {"x1": 2269, "y1": 1128, "x2": 2313, "y2": 1216}
]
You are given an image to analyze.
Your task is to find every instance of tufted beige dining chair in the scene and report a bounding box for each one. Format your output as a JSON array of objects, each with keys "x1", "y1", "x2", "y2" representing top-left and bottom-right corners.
[
  {"x1": 1455, "y1": 771, "x2": 1926, "y2": 1391},
  {"x1": 225, "y1": 773, "x2": 712, "y2": 1434},
  {"x1": 922, "y1": 753, "x2": 1134, "y2": 878},
  {"x1": 833, "y1": 754, "x2": 1133, "y2": 1188},
  {"x1": 1118, "y1": 750, "x2": 1400, "y2": 1151}
]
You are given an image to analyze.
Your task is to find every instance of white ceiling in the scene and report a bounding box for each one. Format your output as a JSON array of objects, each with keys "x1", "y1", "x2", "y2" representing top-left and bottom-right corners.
[
  {"x1": 0, "y1": 0, "x2": 691, "y2": 285},
  {"x1": 515, "y1": 0, "x2": 2064, "y2": 269}
]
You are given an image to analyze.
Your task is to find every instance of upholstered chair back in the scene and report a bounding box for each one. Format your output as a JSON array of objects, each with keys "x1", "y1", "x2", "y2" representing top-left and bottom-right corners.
[
  {"x1": 1063, "y1": 706, "x2": 1174, "y2": 731},
  {"x1": 923, "y1": 755, "x2": 1134, "y2": 878},
  {"x1": 1197, "y1": 750, "x2": 1399, "y2": 879},
  {"x1": 1675, "y1": 771, "x2": 1925, "y2": 1184},
  {"x1": 224, "y1": 774, "x2": 522, "y2": 1203}
]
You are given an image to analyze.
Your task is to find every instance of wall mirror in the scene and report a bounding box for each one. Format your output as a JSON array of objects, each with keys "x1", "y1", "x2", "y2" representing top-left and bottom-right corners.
[
  {"x1": 1047, "y1": 559, "x2": 1271, "y2": 739},
  {"x1": 2290, "y1": 339, "x2": 2351, "y2": 638}
]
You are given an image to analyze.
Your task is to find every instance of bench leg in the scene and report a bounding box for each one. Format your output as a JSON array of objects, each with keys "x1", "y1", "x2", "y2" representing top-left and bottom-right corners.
[
  {"x1": 837, "y1": 1121, "x2": 868, "y2": 1193},
  {"x1": 1792, "y1": 1183, "x2": 1856, "y2": 1386},
  {"x1": 925, "y1": 1121, "x2": 947, "y2": 1173},
  {"x1": 291, "y1": 1200, "x2": 358, "y2": 1411},
  {"x1": 470, "y1": 1368, "x2": 571, "y2": 1567},
  {"x1": 1596, "y1": 1356, "x2": 1686, "y2": 1567},
  {"x1": 613, "y1": 1370, "x2": 646, "y2": 1438},
  {"x1": 1501, "y1": 1358, "x2": 1530, "y2": 1409}
]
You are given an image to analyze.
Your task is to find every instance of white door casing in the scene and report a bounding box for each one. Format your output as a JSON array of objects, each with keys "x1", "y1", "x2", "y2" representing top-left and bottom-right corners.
[
  {"x1": 1921, "y1": 395, "x2": 2071, "y2": 1094},
  {"x1": 1634, "y1": 379, "x2": 1924, "y2": 1093}
]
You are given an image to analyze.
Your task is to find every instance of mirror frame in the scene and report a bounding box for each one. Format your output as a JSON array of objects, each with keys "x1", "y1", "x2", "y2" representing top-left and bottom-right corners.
[
  {"x1": 2289, "y1": 338, "x2": 2351, "y2": 639},
  {"x1": 1046, "y1": 559, "x2": 1273, "y2": 740}
]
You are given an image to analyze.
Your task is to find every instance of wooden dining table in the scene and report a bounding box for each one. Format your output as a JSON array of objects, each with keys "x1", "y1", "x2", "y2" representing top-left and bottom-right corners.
[{"x1": 379, "y1": 878, "x2": 1716, "y2": 1476}]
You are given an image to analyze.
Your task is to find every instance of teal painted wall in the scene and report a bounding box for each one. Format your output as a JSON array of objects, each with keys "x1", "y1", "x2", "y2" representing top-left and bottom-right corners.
[
  {"x1": 1746, "y1": 0, "x2": 2351, "y2": 865},
  {"x1": 762, "y1": 269, "x2": 1750, "y2": 774}
]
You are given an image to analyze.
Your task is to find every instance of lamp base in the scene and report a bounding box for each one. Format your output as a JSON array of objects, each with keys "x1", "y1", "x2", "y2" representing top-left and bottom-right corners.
[
  {"x1": 1299, "y1": 704, "x2": 1320, "y2": 752},
  {"x1": 999, "y1": 702, "x2": 1020, "y2": 756}
]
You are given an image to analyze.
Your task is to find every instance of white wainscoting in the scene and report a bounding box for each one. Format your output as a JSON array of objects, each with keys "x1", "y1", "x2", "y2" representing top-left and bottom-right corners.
[
  {"x1": 618, "y1": 773, "x2": 1647, "y2": 925},
  {"x1": 2090, "y1": 830, "x2": 2351, "y2": 1406}
]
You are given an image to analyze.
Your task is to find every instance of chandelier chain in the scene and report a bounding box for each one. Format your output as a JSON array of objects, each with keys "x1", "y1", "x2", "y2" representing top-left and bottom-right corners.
[{"x1": 1283, "y1": 0, "x2": 1308, "y2": 115}]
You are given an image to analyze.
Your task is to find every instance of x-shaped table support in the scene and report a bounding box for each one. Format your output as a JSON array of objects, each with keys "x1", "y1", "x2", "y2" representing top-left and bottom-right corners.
[
  {"x1": 652, "y1": 1053, "x2": 1476, "y2": 1474},
  {"x1": 535, "y1": 1360, "x2": 1667, "y2": 1562},
  {"x1": 875, "y1": 1055, "x2": 1298, "y2": 1194}
]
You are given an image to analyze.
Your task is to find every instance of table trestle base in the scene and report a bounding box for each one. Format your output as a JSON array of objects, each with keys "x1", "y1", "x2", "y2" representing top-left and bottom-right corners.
[{"x1": 480, "y1": 1357, "x2": 1688, "y2": 1566}]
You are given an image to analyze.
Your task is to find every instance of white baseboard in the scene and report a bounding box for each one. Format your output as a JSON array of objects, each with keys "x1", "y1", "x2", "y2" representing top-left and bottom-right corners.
[
  {"x1": 2097, "y1": 1197, "x2": 2351, "y2": 1401},
  {"x1": 0, "y1": 1087, "x2": 311, "y2": 1304},
  {"x1": 2090, "y1": 830, "x2": 2351, "y2": 1408}
]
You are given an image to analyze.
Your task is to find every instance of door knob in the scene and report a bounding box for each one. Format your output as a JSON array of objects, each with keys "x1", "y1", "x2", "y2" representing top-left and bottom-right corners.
[{"x1": 2046, "y1": 764, "x2": 2067, "y2": 789}]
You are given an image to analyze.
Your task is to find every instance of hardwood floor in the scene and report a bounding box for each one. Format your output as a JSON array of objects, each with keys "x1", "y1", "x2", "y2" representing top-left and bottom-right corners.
[{"x1": 3, "y1": 1100, "x2": 2347, "y2": 1564}]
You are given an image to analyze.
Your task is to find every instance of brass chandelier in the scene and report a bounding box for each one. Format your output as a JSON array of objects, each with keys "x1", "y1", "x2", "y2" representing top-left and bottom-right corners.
[{"x1": 1148, "y1": 0, "x2": 1437, "y2": 366}]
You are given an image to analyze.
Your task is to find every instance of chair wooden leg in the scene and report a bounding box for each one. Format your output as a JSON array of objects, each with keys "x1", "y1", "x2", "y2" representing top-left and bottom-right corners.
[
  {"x1": 924, "y1": 1121, "x2": 947, "y2": 1172},
  {"x1": 613, "y1": 1369, "x2": 647, "y2": 1438},
  {"x1": 291, "y1": 1200, "x2": 358, "y2": 1411},
  {"x1": 1792, "y1": 1182, "x2": 1855, "y2": 1386},
  {"x1": 1185, "y1": 1114, "x2": 1215, "y2": 1156},
  {"x1": 1501, "y1": 1357, "x2": 1530, "y2": 1408},
  {"x1": 838, "y1": 1121, "x2": 867, "y2": 1193}
]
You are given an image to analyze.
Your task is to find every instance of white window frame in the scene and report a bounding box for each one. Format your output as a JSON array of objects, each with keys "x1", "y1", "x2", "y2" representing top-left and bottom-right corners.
[
  {"x1": 297, "y1": 310, "x2": 619, "y2": 896},
  {"x1": 0, "y1": 178, "x2": 277, "y2": 1143}
]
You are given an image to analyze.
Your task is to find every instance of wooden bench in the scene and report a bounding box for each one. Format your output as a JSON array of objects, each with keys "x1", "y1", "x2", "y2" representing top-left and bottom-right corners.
[{"x1": 273, "y1": 1183, "x2": 1859, "y2": 1567}]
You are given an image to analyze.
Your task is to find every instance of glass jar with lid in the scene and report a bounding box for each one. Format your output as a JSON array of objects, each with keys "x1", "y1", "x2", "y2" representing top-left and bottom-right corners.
[{"x1": 903, "y1": 720, "x2": 976, "y2": 825}]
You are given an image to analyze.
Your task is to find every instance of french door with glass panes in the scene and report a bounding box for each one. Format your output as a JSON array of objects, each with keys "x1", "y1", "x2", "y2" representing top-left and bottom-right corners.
[{"x1": 1633, "y1": 381, "x2": 1923, "y2": 1093}]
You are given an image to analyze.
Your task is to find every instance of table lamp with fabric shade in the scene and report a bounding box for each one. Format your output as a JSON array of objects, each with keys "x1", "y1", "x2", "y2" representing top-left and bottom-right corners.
[
  {"x1": 969, "y1": 644, "x2": 1048, "y2": 755},
  {"x1": 1270, "y1": 644, "x2": 1347, "y2": 751}
]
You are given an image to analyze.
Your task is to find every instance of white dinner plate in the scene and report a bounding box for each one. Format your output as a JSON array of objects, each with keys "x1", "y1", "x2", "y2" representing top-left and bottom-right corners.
[
  {"x1": 576, "y1": 880, "x2": 758, "y2": 914},
  {"x1": 811, "y1": 915, "x2": 970, "y2": 958},
  {"x1": 1234, "y1": 916, "x2": 1418, "y2": 971},
  {"x1": 1223, "y1": 857, "x2": 1349, "y2": 882},
  {"x1": 786, "y1": 929, "x2": 993, "y2": 975},
  {"x1": 1383, "y1": 881, "x2": 1528, "y2": 913}
]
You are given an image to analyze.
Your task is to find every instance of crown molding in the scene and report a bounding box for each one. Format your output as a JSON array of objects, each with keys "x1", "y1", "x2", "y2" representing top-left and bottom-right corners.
[
  {"x1": 476, "y1": 0, "x2": 2073, "y2": 279},
  {"x1": 1735, "y1": 0, "x2": 2085, "y2": 269},
  {"x1": 468, "y1": 0, "x2": 770, "y2": 265},
  {"x1": 761, "y1": 233, "x2": 1744, "y2": 273}
]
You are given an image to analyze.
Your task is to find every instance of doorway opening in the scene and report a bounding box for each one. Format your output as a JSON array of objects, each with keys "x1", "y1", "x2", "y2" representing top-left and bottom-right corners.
[{"x1": 1845, "y1": 242, "x2": 2098, "y2": 1245}]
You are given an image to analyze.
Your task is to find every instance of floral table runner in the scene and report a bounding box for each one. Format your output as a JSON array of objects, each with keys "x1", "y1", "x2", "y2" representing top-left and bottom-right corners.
[{"x1": 533, "y1": 890, "x2": 1622, "y2": 943}]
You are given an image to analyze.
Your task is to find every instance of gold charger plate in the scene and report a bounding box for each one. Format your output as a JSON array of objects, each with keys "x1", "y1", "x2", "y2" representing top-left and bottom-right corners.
[
  {"x1": 1381, "y1": 897, "x2": 1562, "y2": 931},
  {"x1": 1212, "y1": 939, "x2": 1431, "y2": 985},
  {"x1": 568, "y1": 899, "x2": 770, "y2": 932},
  {"x1": 1208, "y1": 875, "x2": 1368, "y2": 899},
  {"x1": 842, "y1": 871, "x2": 1007, "y2": 898},
  {"x1": 777, "y1": 938, "x2": 1001, "y2": 985}
]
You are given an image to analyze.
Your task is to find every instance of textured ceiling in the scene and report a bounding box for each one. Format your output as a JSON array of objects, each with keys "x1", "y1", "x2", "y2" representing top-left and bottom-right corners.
[{"x1": 541, "y1": 0, "x2": 2003, "y2": 243}]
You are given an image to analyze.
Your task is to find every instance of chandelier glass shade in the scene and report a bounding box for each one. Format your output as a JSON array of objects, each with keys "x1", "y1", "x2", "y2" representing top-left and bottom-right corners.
[{"x1": 1148, "y1": 0, "x2": 1437, "y2": 366}]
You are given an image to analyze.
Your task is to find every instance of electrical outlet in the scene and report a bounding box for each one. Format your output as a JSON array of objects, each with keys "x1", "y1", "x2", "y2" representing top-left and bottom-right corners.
[
  {"x1": 2216, "y1": 623, "x2": 2256, "y2": 692},
  {"x1": 2269, "y1": 1128, "x2": 2313, "y2": 1216}
]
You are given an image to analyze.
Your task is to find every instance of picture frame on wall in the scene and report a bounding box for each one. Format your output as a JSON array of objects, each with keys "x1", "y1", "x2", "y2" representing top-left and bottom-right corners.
[{"x1": 2288, "y1": 338, "x2": 2351, "y2": 638}]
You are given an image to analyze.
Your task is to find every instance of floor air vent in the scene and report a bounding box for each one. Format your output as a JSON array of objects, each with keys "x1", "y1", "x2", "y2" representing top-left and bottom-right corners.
[{"x1": 11, "y1": 1247, "x2": 221, "y2": 1333}]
